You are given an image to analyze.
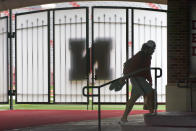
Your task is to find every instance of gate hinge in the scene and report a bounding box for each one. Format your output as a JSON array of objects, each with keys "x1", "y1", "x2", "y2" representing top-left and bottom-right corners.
[{"x1": 8, "y1": 32, "x2": 15, "y2": 38}]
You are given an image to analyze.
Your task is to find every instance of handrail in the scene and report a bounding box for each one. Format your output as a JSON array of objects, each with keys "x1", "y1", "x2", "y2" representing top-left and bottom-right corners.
[
  {"x1": 83, "y1": 67, "x2": 162, "y2": 96},
  {"x1": 82, "y1": 67, "x2": 162, "y2": 131}
]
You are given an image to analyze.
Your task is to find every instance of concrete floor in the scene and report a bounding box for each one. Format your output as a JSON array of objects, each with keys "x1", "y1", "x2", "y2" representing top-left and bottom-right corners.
[
  {"x1": 8, "y1": 114, "x2": 196, "y2": 131},
  {"x1": 8, "y1": 115, "x2": 138, "y2": 131}
]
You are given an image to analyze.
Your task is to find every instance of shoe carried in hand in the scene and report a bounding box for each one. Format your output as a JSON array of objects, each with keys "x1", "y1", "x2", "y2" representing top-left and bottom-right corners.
[{"x1": 109, "y1": 78, "x2": 126, "y2": 92}]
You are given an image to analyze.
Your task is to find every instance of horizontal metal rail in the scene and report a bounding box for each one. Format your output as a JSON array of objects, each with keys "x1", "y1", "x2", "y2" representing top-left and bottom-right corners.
[{"x1": 83, "y1": 67, "x2": 162, "y2": 96}]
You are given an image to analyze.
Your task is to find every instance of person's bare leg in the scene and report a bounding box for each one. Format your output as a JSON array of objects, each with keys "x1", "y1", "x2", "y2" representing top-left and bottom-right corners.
[{"x1": 121, "y1": 93, "x2": 141, "y2": 122}]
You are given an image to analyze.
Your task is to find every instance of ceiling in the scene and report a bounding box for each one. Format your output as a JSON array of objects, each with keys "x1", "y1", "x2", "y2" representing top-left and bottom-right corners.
[{"x1": 0, "y1": 0, "x2": 167, "y2": 11}]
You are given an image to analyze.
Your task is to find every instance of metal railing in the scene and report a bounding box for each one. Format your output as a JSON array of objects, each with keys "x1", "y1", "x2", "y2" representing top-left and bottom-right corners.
[{"x1": 83, "y1": 67, "x2": 162, "y2": 131}]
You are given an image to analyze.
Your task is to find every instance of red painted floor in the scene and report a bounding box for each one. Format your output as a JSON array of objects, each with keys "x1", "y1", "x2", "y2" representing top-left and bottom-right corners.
[{"x1": 0, "y1": 110, "x2": 164, "y2": 130}]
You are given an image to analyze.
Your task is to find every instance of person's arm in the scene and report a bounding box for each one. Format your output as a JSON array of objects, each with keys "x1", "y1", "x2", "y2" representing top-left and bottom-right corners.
[
  {"x1": 145, "y1": 56, "x2": 152, "y2": 85},
  {"x1": 147, "y1": 72, "x2": 152, "y2": 86}
]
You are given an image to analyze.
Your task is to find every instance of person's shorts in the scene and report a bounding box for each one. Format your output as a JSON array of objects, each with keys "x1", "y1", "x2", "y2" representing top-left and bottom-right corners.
[{"x1": 130, "y1": 77, "x2": 153, "y2": 96}]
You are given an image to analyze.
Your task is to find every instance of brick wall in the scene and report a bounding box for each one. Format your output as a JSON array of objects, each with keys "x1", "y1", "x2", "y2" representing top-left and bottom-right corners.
[{"x1": 167, "y1": 0, "x2": 190, "y2": 83}]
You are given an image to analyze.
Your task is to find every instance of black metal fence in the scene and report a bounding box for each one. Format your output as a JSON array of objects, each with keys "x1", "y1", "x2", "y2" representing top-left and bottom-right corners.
[
  {"x1": 91, "y1": 7, "x2": 167, "y2": 104},
  {"x1": 15, "y1": 11, "x2": 50, "y2": 103},
  {"x1": 92, "y1": 7, "x2": 127, "y2": 105},
  {"x1": 0, "y1": 6, "x2": 167, "y2": 105},
  {"x1": 53, "y1": 7, "x2": 89, "y2": 104}
]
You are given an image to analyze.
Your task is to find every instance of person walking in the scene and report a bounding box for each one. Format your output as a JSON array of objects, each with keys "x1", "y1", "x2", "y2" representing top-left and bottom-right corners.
[{"x1": 119, "y1": 40, "x2": 156, "y2": 124}]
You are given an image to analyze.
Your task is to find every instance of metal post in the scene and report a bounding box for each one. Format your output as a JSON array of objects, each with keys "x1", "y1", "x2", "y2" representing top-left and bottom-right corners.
[
  {"x1": 9, "y1": 9, "x2": 13, "y2": 110},
  {"x1": 91, "y1": 7, "x2": 94, "y2": 110},
  {"x1": 48, "y1": 11, "x2": 51, "y2": 103},
  {"x1": 98, "y1": 87, "x2": 101, "y2": 131},
  {"x1": 86, "y1": 7, "x2": 89, "y2": 110},
  {"x1": 154, "y1": 69, "x2": 157, "y2": 113},
  {"x1": 126, "y1": 8, "x2": 129, "y2": 101}
]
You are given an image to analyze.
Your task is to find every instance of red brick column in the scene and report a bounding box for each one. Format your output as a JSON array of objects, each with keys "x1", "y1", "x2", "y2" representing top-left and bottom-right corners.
[
  {"x1": 167, "y1": 0, "x2": 190, "y2": 83},
  {"x1": 166, "y1": 0, "x2": 191, "y2": 111}
]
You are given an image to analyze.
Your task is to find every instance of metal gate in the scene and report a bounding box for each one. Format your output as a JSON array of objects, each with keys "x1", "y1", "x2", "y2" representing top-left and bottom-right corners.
[
  {"x1": 0, "y1": 17, "x2": 9, "y2": 104},
  {"x1": 91, "y1": 7, "x2": 167, "y2": 104},
  {"x1": 15, "y1": 11, "x2": 50, "y2": 103},
  {"x1": 133, "y1": 9, "x2": 167, "y2": 103},
  {"x1": 2, "y1": 6, "x2": 166, "y2": 105},
  {"x1": 53, "y1": 7, "x2": 89, "y2": 104},
  {"x1": 92, "y1": 7, "x2": 128, "y2": 104}
]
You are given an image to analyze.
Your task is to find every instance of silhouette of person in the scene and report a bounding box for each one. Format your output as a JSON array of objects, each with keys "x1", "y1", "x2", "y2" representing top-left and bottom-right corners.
[{"x1": 119, "y1": 40, "x2": 156, "y2": 124}]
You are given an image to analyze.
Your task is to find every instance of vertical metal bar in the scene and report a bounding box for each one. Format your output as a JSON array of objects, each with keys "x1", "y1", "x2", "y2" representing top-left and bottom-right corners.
[
  {"x1": 92, "y1": 7, "x2": 94, "y2": 110},
  {"x1": 103, "y1": 14, "x2": 106, "y2": 103},
  {"x1": 126, "y1": 8, "x2": 129, "y2": 101},
  {"x1": 120, "y1": 17, "x2": 122, "y2": 102},
  {"x1": 114, "y1": 14, "x2": 117, "y2": 78},
  {"x1": 80, "y1": 17, "x2": 82, "y2": 38},
  {"x1": 129, "y1": 9, "x2": 134, "y2": 101},
  {"x1": 6, "y1": 17, "x2": 9, "y2": 103},
  {"x1": 48, "y1": 11, "x2": 51, "y2": 103},
  {"x1": 53, "y1": 11, "x2": 56, "y2": 103},
  {"x1": 103, "y1": 14, "x2": 105, "y2": 38},
  {"x1": 70, "y1": 18, "x2": 73, "y2": 103},
  {"x1": 109, "y1": 17, "x2": 112, "y2": 102},
  {"x1": 75, "y1": 15, "x2": 77, "y2": 39},
  {"x1": 31, "y1": 22, "x2": 34, "y2": 102},
  {"x1": 9, "y1": 9, "x2": 13, "y2": 110},
  {"x1": 120, "y1": 17, "x2": 122, "y2": 77},
  {"x1": 86, "y1": 7, "x2": 90, "y2": 110},
  {"x1": 160, "y1": 21, "x2": 163, "y2": 102},
  {"x1": 75, "y1": 15, "x2": 78, "y2": 103},
  {"x1": 26, "y1": 20, "x2": 29, "y2": 102},
  {"x1": 131, "y1": 9, "x2": 134, "y2": 58},
  {"x1": 155, "y1": 17, "x2": 157, "y2": 68},
  {"x1": 143, "y1": 17, "x2": 146, "y2": 43},
  {"x1": 36, "y1": 18, "x2": 39, "y2": 102},
  {"x1": 64, "y1": 15, "x2": 67, "y2": 103},
  {"x1": 80, "y1": 16, "x2": 83, "y2": 103},
  {"x1": 149, "y1": 20, "x2": 151, "y2": 39},
  {"x1": 97, "y1": 16, "x2": 101, "y2": 88},
  {"x1": 2, "y1": 28, "x2": 5, "y2": 102},
  {"x1": 59, "y1": 18, "x2": 62, "y2": 102},
  {"x1": 155, "y1": 69, "x2": 157, "y2": 113},
  {"x1": 98, "y1": 87, "x2": 101, "y2": 131},
  {"x1": 114, "y1": 14, "x2": 117, "y2": 103},
  {"x1": 98, "y1": 17, "x2": 100, "y2": 37},
  {"x1": 138, "y1": 18, "x2": 140, "y2": 50},
  {"x1": 21, "y1": 24, "x2": 24, "y2": 102},
  {"x1": 42, "y1": 20, "x2": 44, "y2": 102}
]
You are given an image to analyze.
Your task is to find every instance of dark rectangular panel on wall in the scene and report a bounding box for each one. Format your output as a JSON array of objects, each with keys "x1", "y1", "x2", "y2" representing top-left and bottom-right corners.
[
  {"x1": 53, "y1": 7, "x2": 89, "y2": 104},
  {"x1": 15, "y1": 11, "x2": 50, "y2": 103},
  {"x1": 0, "y1": 17, "x2": 9, "y2": 104}
]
